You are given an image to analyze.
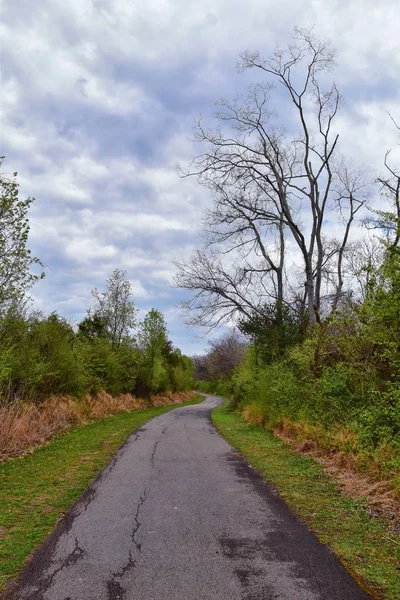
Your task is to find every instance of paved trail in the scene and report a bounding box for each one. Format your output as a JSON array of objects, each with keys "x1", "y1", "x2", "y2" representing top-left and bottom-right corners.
[{"x1": 5, "y1": 395, "x2": 371, "y2": 600}]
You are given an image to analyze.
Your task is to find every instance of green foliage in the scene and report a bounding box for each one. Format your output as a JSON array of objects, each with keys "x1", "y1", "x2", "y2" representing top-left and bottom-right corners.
[
  {"x1": 0, "y1": 307, "x2": 194, "y2": 404},
  {"x1": 167, "y1": 351, "x2": 194, "y2": 393},
  {"x1": 0, "y1": 312, "x2": 84, "y2": 401},
  {"x1": 138, "y1": 308, "x2": 169, "y2": 393},
  {"x1": 0, "y1": 158, "x2": 44, "y2": 313},
  {"x1": 239, "y1": 302, "x2": 308, "y2": 364},
  {"x1": 78, "y1": 311, "x2": 108, "y2": 340},
  {"x1": 195, "y1": 378, "x2": 232, "y2": 397},
  {"x1": 136, "y1": 309, "x2": 194, "y2": 395},
  {"x1": 229, "y1": 250, "x2": 400, "y2": 481},
  {"x1": 78, "y1": 336, "x2": 140, "y2": 396},
  {"x1": 91, "y1": 269, "x2": 137, "y2": 346}
]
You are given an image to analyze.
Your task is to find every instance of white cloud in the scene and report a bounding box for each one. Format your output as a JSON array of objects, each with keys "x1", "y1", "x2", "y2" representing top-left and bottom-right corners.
[{"x1": 1, "y1": 0, "x2": 399, "y2": 354}]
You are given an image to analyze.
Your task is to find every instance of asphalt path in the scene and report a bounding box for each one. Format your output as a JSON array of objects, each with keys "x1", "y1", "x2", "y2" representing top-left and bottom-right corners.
[{"x1": 5, "y1": 395, "x2": 371, "y2": 600}]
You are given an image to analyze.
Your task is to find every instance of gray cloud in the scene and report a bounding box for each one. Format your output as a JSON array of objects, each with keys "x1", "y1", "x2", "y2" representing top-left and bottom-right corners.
[{"x1": 1, "y1": 0, "x2": 399, "y2": 354}]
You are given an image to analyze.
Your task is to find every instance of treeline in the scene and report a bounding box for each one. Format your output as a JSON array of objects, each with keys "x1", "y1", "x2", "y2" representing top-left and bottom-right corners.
[
  {"x1": 180, "y1": 29, "x2": 400, "y2": 487},
  {"x1": 0, "y1": 270, "x2": 193, "y2": 404}
]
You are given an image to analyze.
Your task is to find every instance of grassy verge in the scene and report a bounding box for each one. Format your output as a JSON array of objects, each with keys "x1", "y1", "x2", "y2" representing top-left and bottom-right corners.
[
  {"x1": 0, "y1": 396, "x2": 202, "y2": 591},
  {"x1": 212, "y1": 401, "x2": 400, "y2": 600}
]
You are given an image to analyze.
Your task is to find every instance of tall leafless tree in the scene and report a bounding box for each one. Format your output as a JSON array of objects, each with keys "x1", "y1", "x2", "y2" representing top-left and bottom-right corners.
[
  {"x1": 202, "y1": 180, "x2": 286, "y2": 317},
  {"x1": 175, "y1": 249, "x2": 268, "y2": 329},
  {"x1": 344, "y1": 236, "x2": 385, "y2": 301},
  {"x1": 176, "y1": 27, "x2": 369, "y2": 327}
]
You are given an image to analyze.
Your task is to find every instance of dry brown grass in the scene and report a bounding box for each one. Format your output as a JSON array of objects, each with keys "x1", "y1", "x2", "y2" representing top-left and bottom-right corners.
[
  {"x1": 266, "y1": 417, "x2": 400, "y2": 528},
  {"x1": 241, "y1": 404, "x2": 265, "y2": 426},
  {"x1": 0, "y1": 391, "x2": 194, "y2": 460},
  {"x1": 317, "y1": 454, "x2": 400, "y2": 535},
  {"x1": 242, "y1": 407, "x2": 400, "y2": 528}
]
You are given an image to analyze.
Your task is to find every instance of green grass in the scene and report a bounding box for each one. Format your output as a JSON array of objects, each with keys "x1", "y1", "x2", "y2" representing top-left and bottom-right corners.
[
  {"x1": 212, "y1": 401, "x2": 400, "y2": 600},
  {"x1": 0, "y1": 396, "x2": 202, "y2": 591}
]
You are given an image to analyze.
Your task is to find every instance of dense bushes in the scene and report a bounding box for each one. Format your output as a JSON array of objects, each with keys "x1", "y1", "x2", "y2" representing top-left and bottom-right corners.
[
  {"x1": 231, "y1": 255, "x2": 400, "y2": 484},
  {"x1": 0, "y1": 309, "x2": 194, "y2": 405},
  {"x1": 0, "y1": 263, "x2": 194, "y2": 405}
]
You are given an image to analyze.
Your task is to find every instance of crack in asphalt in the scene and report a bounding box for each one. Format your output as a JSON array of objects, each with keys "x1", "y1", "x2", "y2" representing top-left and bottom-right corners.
[
  {"x1": 107, "y1": 580, "x2": 125, "y2": 600},
  {"x1": 49, "y1": 537, "x2": 86, "y2": 581},
  {"x1": 81, "y1": 487, "x2": 97, "y2": 512},
  {"x1": 150, "y1": 440, "x2": 159, "y2": 468},
  {"x1": 150, "y1": 424, "x2": 168, "y2": 468},
  {"x1": 23, "y1": 537, "x2": 87, "y2": 600},
  {"x1": 131, "y1": 429, "x2": 143, "y2": 443},
  {"x1": 60, "y1": 538, "x2": 86, "y2": 570},
  {"x1": 106, "y1": 491, "x2": 148, "y2": 599},
  {"x1": 99, "y1": 428, "x2": 144, "y2": 485},
  {"x1": 131, "y1": 491, "x2": 147, "y2": 553}
]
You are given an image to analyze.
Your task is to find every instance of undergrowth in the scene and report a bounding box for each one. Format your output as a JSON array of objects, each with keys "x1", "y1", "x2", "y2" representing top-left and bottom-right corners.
[{"x1": 230, "y1": 341, "x2": 400, "y2": 499}]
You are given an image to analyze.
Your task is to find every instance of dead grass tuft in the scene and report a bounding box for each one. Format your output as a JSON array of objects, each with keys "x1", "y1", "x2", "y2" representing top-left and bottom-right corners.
[
  {"x1": 298, "y1": 439, "x2": 316, "y2": 452},
  {"x1": 241, "y1": 404, "x2": 265, "y2": 426},
  {"x1": 0, "y1": 391, "x2": 195, "y2": 460}
]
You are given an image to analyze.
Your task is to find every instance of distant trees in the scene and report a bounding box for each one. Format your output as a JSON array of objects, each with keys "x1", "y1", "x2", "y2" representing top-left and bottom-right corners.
[
  {"x1": 90, "y1": 269, "x2": 137, "y2": 346},
  {"x1": 0, "y1": 293, "x2": 194, "y2": 403},
  {"x1": 74, "y1": 282, "x2": 194, "y2": 399},
  {"x1": 0, "y1": 158, "x2": 44, "y2": 314},
  {"x1": 176, "y1": 27, "x2": 370, "y2": 328},
  {"x1": 193, "y1": 331, "x2": 246, "y2": 382}
]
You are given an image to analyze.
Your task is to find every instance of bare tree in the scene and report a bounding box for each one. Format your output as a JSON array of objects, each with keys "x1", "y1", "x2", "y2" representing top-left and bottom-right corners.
[
  {"x1": 175, "y1": 249, "x2": 266, "y2": 328},
  {"x1": 203, "y1": 182, "x2": 286, "y2": 308},
  {"x1": 367, "y1": 115, "x2": 400, "y2": 251},
  {"x1": 192, "y1": 331, "x2": 246, "y2": 381},
  {"x1": 329, "y1": 160, "x2": 371, "y2": 309},
  {"x1": 177, "y1": 179, "x2": 287, "y2": 327},
  {"x1": 344, "y1": 236, "x2": 385, "y2": 301},
  {"x1": 177, "y1": 27, "x2": 369, "y2": 326}
]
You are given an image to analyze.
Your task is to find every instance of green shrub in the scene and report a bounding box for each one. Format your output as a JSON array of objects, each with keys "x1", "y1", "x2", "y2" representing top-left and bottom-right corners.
[
  {"x1": 229, "y1": 254, "x2": 400, "y2": 479},
  {"x1": 0, "y1": 308, "x2": 194, "y2": 405}
]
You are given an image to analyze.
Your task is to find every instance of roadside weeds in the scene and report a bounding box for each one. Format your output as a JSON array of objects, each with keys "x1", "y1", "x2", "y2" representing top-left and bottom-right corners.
[
  {"x1": 271, "y1": 426, "x2": 400, "y2": 534},
  {"x1": 0, "y1": 391, "x2": 194, "y2": 460}
]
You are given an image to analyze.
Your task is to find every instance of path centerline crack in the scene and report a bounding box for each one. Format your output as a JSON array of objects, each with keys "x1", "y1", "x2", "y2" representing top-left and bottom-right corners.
[{"x1": 106, "y1": 490, "x2": 148, "y2": 599}]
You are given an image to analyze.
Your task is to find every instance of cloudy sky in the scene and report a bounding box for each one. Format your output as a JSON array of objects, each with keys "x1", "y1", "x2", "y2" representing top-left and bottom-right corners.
[{"x1": 1, "y1": 0, "x2": 399, "y2": 354}]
